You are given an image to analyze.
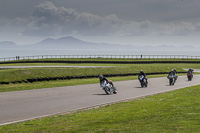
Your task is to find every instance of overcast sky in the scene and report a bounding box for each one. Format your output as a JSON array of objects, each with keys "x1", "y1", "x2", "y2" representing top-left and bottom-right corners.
[{"x1": 0, "y1": 0, "x2": 200, "y2": 46}]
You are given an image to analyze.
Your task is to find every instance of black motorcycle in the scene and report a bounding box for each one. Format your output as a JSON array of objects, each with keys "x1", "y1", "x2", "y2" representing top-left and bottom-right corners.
[
  {"x1": 187, "y1": 71, "x2": 193, "y2": 81},
  {"x1": 168, "y1": 74, "x2": 176, "y2": 85},
  {"x1": 138, "y1": 75, "x2": 148, "y2": 87}
]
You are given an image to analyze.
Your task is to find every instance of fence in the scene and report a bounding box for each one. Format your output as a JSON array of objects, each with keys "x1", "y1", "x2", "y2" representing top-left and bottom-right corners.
[{"x1": 1, "y1": 55, "x2": 200, "y2": 62}]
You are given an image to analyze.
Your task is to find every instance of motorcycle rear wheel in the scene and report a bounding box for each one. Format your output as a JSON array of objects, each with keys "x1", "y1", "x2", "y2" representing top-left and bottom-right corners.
[
  {"x1": 145, "y1": 83, "x2": 147, "y2": 87},
  {"x1": 112, "y1": 87, "x2": 117, "y2": 94}
]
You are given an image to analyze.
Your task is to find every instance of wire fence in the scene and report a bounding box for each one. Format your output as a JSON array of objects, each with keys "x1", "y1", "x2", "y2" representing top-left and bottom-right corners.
[{"x1": 1, "y1": 55, "x2": 200, "y2": 61}]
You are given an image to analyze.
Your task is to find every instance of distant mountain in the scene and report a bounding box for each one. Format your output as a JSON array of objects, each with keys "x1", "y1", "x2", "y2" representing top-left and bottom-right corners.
[
  {"x1": 24, "y1": 36, "x2": 132, "y2": 50},
  {"x1": 37, "y1": 36, "x2": 86, "y2": 45},
  {"x1": 143, "y1": 44, "x2": 198, "y2": 51},
  {"x1": 0, "y1": 36, "x2": 199, "y2": 51},
  {"x1": 0, "y1": 41, "x2": 18, "y2": 49}
]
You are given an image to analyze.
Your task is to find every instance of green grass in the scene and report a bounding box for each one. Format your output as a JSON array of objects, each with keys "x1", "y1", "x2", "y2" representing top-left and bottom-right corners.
[
  {"x1": 0, "y1": 61, "x2": 200, "y2": 92},
  {"x1": 0, "y1": 74, "x2": 168, "y2": 93},
  {"x1": 0, "y1": 63, "x2": 194, "y2": 82},
  {"x1": 1, "y1": 85, "x2": 200, "y2": 132},
  {"x1": 0, "y1": 63, "x2": 113, "y2": 66}
]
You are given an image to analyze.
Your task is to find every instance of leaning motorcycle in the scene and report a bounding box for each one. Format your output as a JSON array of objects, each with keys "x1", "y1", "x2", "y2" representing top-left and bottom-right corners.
[
  {"x1": 101, "y1": 80, "x2": 117, "y2": 95},
  {"x1": 187, "y1": 71, "x2": 193, "y2": 81},
  {"x1": 168, "y1": 74, "x2": 175, "y2": 85},
  {"x1": 138, "y1": 75, "x2": 148, "y2": 87}
]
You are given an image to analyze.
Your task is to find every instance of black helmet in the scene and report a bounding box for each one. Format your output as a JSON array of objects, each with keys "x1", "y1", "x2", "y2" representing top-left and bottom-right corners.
[{"x1": 99, "y1": 75, "x2": 103, "y2": 80}]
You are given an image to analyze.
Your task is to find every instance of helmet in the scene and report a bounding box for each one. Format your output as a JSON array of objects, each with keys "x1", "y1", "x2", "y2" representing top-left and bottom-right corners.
[
  {"x1": 99, "y1": 75, "x2": 103, "y2": 80},
  {"x1": 171, "y1": 69, "x2": 174, "y2": 72},
  {"x1": 174, "y1": 68, "x2": 176, "y2": 71},
  {"x1": 140, "y1": 70, "x2": 143, "y2": 72}
]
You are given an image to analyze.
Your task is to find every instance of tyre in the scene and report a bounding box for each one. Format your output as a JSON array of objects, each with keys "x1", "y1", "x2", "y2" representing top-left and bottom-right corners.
[
  {"x1": 169, "y1": 79, "x2": 172, "y2": 85},
  {"x1": 112, "y1": 87, "x2": 117, "y2": 94},
  {"x1": 172, "y1": 79, "x2": 176, "y2": 85},
  {"x1": 145, "y1": 83, "x2": 147, "y2": 87},
  {"x1": 141, "y1": 83, "x2": 144, "y2": 88},
  {"x1": 188, "y1": 76, "x2": 191, "y2": 81},
  {"x1": 113, "y1": 90, "x2": 117, "y2": 94},
  {"x1": 104, "y1": 87, "x2": 112, "y2": 95}
]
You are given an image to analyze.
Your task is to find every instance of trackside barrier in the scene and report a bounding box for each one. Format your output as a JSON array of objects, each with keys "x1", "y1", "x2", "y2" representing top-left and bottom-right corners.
[
  {"x1": 1, "y1": 60, "x2": 200, "y2": 64},
  {"x1": 1, "y1": 55, "x2": 200, "y2": 62}
]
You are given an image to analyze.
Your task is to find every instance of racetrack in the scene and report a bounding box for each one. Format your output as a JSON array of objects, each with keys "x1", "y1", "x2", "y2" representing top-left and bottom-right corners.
[{"x1": 0, "y1": 74, "x2": 200, "y2": 126}]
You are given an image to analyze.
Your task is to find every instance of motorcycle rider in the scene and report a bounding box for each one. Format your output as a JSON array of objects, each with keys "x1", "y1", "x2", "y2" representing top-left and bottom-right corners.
[
  {"x1": 99, "y1": 75, "x2": 109, "y2": 87},
  {"x1": 174, "y1": 68, "x2": 178, "y2": 80},
  {"x1": 187, "y1": 68, "x2": 194, "y2": 77},
  {"x1": 168, "y1": 69, "x2": 176, "y2": 81},
  {"x1": 99, "y1": 75, "x2": 116, "y2": 92},
  {"x1": 138, "y1": 70, "x2": 148, "y2": 83},
  {"x1": 174, "y1": 68, "x2": 177, "y2": 75},
  {"x1": 188, "y1": 68, "x2": 193, "y2": 74},
  {"x1": 168, "y1": 69, "x2": 177, "y2": 85},
  {"x1": 168, "y1": 69, "x2": 175, "y2": 76}
]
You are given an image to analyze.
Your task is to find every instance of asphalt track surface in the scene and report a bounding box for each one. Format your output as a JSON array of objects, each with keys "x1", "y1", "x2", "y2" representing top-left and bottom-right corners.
[{"x1": 0, "y1": 74, "x2": 200, "y2": 126}]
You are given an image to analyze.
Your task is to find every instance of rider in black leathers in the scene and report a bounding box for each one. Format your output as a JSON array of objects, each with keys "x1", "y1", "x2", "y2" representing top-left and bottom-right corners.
[
  {"x1": 168, "y1": 69, "x2": 178, "y2": 81},
  {"x1": 187, "y1": 68, "x2": 194, "y2": 78},
  {"x1": 173, "y1": 68, "x2": 178, "y2": 80},
  {"x1": 99, "y1": 75, "x2": 114, "y2": 87},
  {"x1": 174, "y1": 68, "x2": 177, "y2": 75},
  {"x1": 99, "y1": 75, "x2": 117, "y2": 93},
  {"x1": 138, "y1": 70, "x2": 148, "y2": 83},
  {"x1": 168, "y1": 69, "x2": 175, "y2": 76},
  {"x1": 188, "y1": 68, "x2": 194, "y2": 74}
]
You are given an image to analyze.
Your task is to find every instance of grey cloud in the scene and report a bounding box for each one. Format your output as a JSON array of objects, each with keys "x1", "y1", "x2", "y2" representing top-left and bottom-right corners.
[
  {"x1": 2, "y1": 1, "x2": 200, "y2": 38},
  {"x1": 23, "y1": 2, "x2": 124, "y2": 36},
  {"x1": 21, "y1": 2, "x2": 154, "y2": 36}
]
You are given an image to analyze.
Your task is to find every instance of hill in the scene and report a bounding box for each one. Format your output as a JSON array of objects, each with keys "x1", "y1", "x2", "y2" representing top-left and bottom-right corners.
[
  {"x1": 0, "y1": 36, "x2": 199, "y2": 51},
  {"x1": 0, "y1": 41, "x2": 18, "y2": 49}
]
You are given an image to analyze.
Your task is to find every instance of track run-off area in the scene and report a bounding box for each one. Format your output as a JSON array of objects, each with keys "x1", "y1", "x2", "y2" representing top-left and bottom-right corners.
[{"x1": 0, "y1": 74, "x2": 200, "y2": 126}]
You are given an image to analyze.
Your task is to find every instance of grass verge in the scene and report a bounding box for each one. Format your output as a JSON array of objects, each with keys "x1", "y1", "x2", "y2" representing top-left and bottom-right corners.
[
  {"x1": 0, "y1": 74, "x2": 168, "y2": 93},
  {"x1": 0, "y1": 59, "x2": 199, "y2": 92},
  {"x1": 0, "y1": 63, "x2": 195, "y2": 82},
  {"x1": 1, "y1": 84, "x2": 200, "y2": 132}
]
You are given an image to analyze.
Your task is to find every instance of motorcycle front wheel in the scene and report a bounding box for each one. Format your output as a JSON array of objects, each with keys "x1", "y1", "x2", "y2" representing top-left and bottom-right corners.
[
  {"x1": 104, "y1": 87, "x2": 112, "y2": 95},
  {"x1": 169, "y1": 79, "x2": 173, "y2": 85},
  {"x1": 141, "y1": 83, "x2": 144, "y2": 87}
]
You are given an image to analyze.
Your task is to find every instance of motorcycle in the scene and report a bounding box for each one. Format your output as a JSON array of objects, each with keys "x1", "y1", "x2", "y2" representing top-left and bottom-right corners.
[
  {"x1": 138, "y1": 75, "x2": 148, "y2": 87},
  {"x1": 168, "y1": 74, "x2": 176, "y2": 85},
  {"x1": 187, "y1": 71, "x2": 193, "y2": 81},
  {"x1": 101, "y1": 80, "x2": 117, "y2": 95}
]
